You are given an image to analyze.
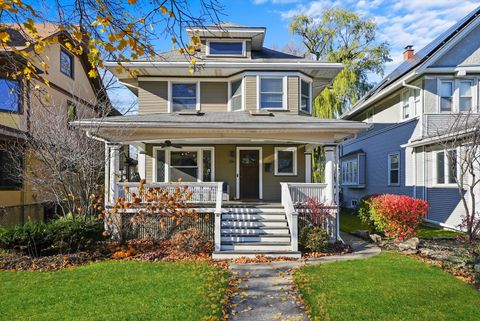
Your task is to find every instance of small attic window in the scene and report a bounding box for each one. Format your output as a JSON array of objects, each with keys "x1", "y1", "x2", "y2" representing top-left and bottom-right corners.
[{"x1": 207, "y1": 41, "x2": 245, "y2": 56}]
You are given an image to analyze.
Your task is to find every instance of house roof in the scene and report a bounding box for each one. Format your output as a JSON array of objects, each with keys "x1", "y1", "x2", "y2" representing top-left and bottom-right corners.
[
  {"x1": 73, "y1": 111, "x2": 368, "y2": 145},
  {"x1": 342, "y1": 5, "x2": 480, "y2": 119},
  {"x1": 74, "y1": 111, "x2": 367, "y2": 130}
]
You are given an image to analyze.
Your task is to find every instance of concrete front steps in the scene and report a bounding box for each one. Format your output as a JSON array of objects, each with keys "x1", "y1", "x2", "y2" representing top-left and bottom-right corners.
[{"x1": 212, "y1": 206, "x2": 301, "y2": 259}]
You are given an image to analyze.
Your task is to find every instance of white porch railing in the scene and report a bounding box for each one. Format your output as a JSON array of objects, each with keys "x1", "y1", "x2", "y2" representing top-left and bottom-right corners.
[
  {"x1": 287, "y1": 183, "x2": 327, "y2": 204},
  {"x1": 281, "y1": 182, "x2": 338, "y2": 241},
  {"x1": 280, "y1": 183, "x2": 298, "y2": 252},
  {"x1": 116, "y1": 181, "x2": 224, "y2": 251}
]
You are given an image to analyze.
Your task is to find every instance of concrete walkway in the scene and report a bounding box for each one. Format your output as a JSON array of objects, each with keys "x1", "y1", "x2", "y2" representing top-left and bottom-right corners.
[{"x1": 226, "y1": 233, "x2": 380, "y2": 321}]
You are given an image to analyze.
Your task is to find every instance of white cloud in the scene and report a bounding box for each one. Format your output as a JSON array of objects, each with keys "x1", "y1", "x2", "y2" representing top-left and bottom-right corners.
[{"x1": 278, "y1": 1, "x2": 479, "y2": 74}]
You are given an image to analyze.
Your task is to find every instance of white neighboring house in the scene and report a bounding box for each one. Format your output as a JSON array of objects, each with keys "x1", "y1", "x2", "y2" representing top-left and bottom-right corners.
[{"x1": 340, "y1": 6, "x2": 480, "y2": 231}]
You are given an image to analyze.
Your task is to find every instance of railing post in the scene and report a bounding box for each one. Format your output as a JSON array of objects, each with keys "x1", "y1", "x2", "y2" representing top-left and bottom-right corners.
[
  {"x1": 214, "y1": 182, "x2": 223, "y2": 252},
  {"x1": 291, "y1": 211, "x2": 298, "y2": 251}
]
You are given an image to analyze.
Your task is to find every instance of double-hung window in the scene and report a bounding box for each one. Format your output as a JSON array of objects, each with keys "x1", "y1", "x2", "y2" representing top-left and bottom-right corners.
[
  {"x1": 259, "y1": 77, "x2": 284, "y2": 109},
  {"x1": 230, "y1": 79, "x2": 243, "y2": 111},
  {"x1": 436, "y1": 149, "x2": 457, "y2": 185},
  {"x1": 402, "y1": 90, "x2": 410, "y2": 119},
  {"x1": 300, "y1": 79, "x2": 311, "y2": 113},
  {"x1": 439, "y1": 81, "x2": 453, "y2": 112},
  {"x1": 0, "y1": 78, "x2": 20, "y2": 113},
  {"x1": 388, "y1": 153, "x2": 400, "y2": 185},
  {"x1": 154, "y1": 147, "x2": 214, "y2": 183},
  {"x1": 172, "y1": 83, "x2": 197, "y2": 112},
  {"x1": 459, "y1": 80, "x2": 473, "y2": 112},
  {"x1": 60, "y1": 48, "x2": 74, "y2": 78},
  {"x1": 341, "y1": 159, "x2": 358, "y2": 185},
  {"x1": 274, "y1": 147, "x2": 297, "y2": 176},
  {"x1": 0, "y1": 148, "x2": 23, "y2": 189}
]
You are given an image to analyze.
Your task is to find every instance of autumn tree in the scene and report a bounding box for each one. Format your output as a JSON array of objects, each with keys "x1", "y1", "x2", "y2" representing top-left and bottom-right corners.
[{"x1": 0, "y1": 0, "x2": 223, "y2": 83}]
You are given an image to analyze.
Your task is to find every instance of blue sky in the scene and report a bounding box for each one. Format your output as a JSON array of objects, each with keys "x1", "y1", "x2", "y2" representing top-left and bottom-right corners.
[{"x1": 110, "y1": 0, "x2": 480, "y2": 113}]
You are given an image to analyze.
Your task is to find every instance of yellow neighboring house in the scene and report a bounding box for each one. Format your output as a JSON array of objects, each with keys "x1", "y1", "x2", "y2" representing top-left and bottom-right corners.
[{"x1": 0, "y1": 23, "x2": 119, "y2": 226}]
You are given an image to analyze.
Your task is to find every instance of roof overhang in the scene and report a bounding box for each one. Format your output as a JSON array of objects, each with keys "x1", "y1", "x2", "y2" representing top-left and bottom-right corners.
[
  {"x1": 186, "y1": 26, "x2": 266, "y2": 50},
  {"x1": 105, "y1": 61, "x2": 343, "y2": 97},
  {"x1": 75, "y1": 119, "x2": 367, "y2": 145}
]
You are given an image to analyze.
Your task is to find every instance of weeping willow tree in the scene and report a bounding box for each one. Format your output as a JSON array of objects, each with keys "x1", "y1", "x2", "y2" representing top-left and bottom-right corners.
[{"x1": 290, "y1": 8, "x2": 391, "y2": 181}]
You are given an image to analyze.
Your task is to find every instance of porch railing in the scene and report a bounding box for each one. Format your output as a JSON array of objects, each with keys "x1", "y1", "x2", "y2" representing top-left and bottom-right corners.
[
  {"x1": 280, "y1": 183, "x2": 298, "y2": 252},
  {"x1": 281, "y1": 182, "x2": 338, "y2": 242},
  {"x1": 116, "y1": 181, "x2": 224, "y2": 251},
  {"x1": 287, "y1": 183, "x2": 327, "y2": 204}
]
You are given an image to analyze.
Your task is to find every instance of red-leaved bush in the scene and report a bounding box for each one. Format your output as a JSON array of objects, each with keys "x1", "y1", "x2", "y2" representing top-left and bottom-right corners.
[{"x1": 369, "y1": 194, "x2": 429, "y2": 240}]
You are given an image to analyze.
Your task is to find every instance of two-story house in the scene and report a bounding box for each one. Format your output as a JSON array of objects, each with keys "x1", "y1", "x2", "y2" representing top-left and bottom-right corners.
[
  {"x1": 0, "y1": 23, "x2": 119, "y2": 225},
  {"x1": 340, "y1": 6, "x2": 480, "y2": 231},
  {"x1": 75, "y1": 23, "x2": 367, "y2": 258}
]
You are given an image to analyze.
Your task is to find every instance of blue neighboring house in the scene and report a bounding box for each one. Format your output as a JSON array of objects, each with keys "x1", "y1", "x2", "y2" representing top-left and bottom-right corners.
[{"x1": 340, "y1": 6, "x2": 480, "y2": 230}]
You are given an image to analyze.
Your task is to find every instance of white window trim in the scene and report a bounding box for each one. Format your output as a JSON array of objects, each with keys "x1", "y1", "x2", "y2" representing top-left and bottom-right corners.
[
  {"x1": 228, "y1": 76, "x2": 245, "y2": 112},
  {"x1": 236, "y1": 147, "x2": 263, "y2": 199},
  {"x1": 387, "y1": 152, "x2": 400, "y2": 186},
  {"x1": 299, "y1": 77, "x2": 312, "y2": 114},
  {"x1": 274, "y1": 147, "x2": 297, "y2": 176},
  {"x1": 152, "y1": 146, "x2": 215, "y2": 183},
  {"x1": 257, "y1": 75, "x2": 288, "y2": 111},
  {"x1": 341, "y1": 157, "x2": 359, "y2": 185},
  {"x1": 437, "y1": 78, "x2": 478, "y2": 113},
  {"x1": 206, "y1": 39, "x2": 246, "y2": 57},
  {"x1": 433, "y1": 148, "x2": 458, "y2": 187},
  {"x1": 401, "y1": 89, "x2": 411, "y2": 120},
  {"x1": 167, "y1": 81, "x2": 201, "y2": 113}
]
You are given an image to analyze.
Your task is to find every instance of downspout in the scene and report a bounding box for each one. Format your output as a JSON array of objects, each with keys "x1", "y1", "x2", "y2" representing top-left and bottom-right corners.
[{"x1": 86, "y1": 131, "x2": 111, "y2": 144}]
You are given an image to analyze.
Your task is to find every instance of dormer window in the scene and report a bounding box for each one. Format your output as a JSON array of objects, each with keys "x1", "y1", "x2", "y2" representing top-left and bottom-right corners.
[{"x1": 206, "y1": 40, "x2": 246, "y2": 56}]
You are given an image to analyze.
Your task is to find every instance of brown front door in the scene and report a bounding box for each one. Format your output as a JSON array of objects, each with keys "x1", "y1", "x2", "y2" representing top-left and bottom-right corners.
[{"x1": 239, "y1": 149, "x2": 260, "y2": 199}]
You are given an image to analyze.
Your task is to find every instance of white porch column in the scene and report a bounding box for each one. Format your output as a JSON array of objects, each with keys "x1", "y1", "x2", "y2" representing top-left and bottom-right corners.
[
  {"x1": 324, "y1": 145, "x2": 336, "y2": 205},
  {"x1": 107, "y1": 143, "x2": 121, "y2": 205}
]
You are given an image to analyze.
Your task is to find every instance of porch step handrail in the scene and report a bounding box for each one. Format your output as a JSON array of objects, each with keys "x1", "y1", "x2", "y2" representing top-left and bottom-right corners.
[{"x1": 280, "y1": 182, "x2": 298, "y2": 252}]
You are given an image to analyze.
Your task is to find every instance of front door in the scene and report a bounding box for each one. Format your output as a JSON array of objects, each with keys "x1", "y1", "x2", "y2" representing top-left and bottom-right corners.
[{"x1": 239, "y1": 149, "x2": 260, "y2": 199}]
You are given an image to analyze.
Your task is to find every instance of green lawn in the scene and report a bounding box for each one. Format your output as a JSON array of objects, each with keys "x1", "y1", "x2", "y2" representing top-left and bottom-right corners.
[
  {"x1": 295, "y1": 252, "x2": 480, "y2": 321},
  {"x1": 340, "y1": 208, "x2": 460, "y2": 238},
  {"x1": 339, "y1": 208, "x2": 370, "y2": 234},
  {"x1": 0, "y1": 260, "x2": 230, "y2": 321}
]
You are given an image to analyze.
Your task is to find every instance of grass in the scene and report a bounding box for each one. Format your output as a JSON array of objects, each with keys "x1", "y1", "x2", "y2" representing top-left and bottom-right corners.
[
  {"x1": 340, "y1": 208, "x2": 460, "y2": 238},
  {"x1": 0, "y1": 260, "x2": 230, "y2": 321},
  {"x1": 295, "y1": 252, "x2": 480, "y2": 321},
  {"x1": 339, "y1": 208, "x2": 370, "y2": 234}
]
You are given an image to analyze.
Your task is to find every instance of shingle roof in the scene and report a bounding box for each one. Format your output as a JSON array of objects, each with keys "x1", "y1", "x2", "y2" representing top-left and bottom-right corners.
[
  {"x1": 76, "y1": 111, "x2": 366, "y2": 130},
  {"x1": 134, "y1": 46, "x2": 305, "y2": 63},
  {"x1": 343, "y1": 5, "x2": 480, "y2": 119}
]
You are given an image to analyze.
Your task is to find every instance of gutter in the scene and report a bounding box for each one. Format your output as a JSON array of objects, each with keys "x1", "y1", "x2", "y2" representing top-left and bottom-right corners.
[{"x1": 104, "y1": 61, "x2": 344, "y2": 69}]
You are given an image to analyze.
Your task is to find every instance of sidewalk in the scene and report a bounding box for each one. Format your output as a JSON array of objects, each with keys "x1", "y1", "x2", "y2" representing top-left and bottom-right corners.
[{"x1": 226, "y1": 233, "x2": 381, "y2": 320}]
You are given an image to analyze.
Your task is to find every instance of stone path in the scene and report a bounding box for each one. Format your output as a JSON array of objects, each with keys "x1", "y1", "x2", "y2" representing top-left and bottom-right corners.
[{"x1": 226, "y1": 233, "x2": 381, "y2": 321}]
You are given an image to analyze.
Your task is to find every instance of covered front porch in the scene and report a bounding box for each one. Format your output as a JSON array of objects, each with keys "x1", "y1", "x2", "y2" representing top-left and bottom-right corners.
[{"x1": 74, "y1": 111, "x2": 367, "y2": 255}]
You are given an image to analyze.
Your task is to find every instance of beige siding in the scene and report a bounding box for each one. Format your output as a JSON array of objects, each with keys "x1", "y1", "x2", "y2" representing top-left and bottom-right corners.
[
  {"x1": 200, "y1": 82, "x2": 228, "y2": 111},
  {"x1": 288, "y1": 76, "x2": 299, "y2": 113},
  {"x1": 245, "y1": 76, "x2": 257, "y2": 111},
  {"x1": 138, "y1": 81, "x2": 168, "y2": 114},
  {"x1": 144, "y1": 143, "x2": 306, "y2": 201}
]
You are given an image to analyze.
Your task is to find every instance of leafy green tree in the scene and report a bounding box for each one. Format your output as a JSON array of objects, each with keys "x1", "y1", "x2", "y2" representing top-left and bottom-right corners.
[
  {"x1": 290, "y1": 8, "x2": 391, "y2": 118},
  {"x1": 290, "y1": 8, "x2": 390, "y2": 182}
]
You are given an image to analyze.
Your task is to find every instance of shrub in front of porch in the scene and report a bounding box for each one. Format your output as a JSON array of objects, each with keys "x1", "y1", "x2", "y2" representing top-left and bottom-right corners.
[
  {"x1": 364, "y1": 194, "x2": 429, "y2": 240},
  {"x1": 299, "y1": 197, "x2": 331, "y2": 252}
]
